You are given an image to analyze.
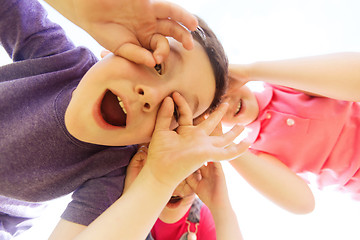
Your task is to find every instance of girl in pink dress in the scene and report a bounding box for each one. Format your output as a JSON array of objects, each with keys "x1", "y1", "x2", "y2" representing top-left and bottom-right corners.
[
  {"x1": 125, "y1": 143, "x2": 243, "y2": 240},
  {"x1": 223, "y1": 53, "x2": 360, "y2": 213}
]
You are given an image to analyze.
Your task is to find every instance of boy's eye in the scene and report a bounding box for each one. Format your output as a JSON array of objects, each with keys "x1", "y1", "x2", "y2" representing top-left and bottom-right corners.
[
  {"x1": 173, "y1": 103, "x2": 180, "y2": 122},
  {"x1": 154, "y1": 64, "x2": 163, "y2": 75}
]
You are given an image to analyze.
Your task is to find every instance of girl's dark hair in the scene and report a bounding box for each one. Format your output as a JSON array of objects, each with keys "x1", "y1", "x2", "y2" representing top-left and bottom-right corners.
[{"x1": 191, "y1": 16, "x2": 228, "y2": 113}]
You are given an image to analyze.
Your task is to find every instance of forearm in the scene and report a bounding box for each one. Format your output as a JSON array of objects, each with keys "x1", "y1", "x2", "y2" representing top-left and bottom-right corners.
[
  {"x1": 73, "y1": 166, "x2": 174, "y2": 240},
  {"x1": 232, "y1": 52, "x2": 360, "y2": 101},
  {"x1": 210, "y1": 203, "x2": 243, "y2": 240},
  {"x1": 43, "y1": 0, "x2": 78, "y2": 25},
  {"x1": 230, "y1": 151, "x2": 315, "y2": 214}
]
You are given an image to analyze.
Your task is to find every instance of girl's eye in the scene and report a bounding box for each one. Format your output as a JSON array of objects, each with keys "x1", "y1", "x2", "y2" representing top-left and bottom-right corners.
[
  {"x1": 154, "y1": 64, "x2": 163, "y2": 75},
  {"x1": 173, "y1": 103, "x2": 180, "y2": 122}
]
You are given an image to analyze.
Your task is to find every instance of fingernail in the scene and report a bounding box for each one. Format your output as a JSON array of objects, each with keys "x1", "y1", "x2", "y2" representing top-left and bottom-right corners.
[{"x1": 155, "y1": 55, "x2": 162, "y2": 64}]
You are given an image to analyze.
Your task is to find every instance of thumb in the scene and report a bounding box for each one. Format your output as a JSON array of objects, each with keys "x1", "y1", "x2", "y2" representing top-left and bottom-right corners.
[
  {"x1": 153, "y1": 97, "x2": 175, "y2": 132},
  {"x1": 185, "y1": 169, "x2": 202, "y2": 191}
]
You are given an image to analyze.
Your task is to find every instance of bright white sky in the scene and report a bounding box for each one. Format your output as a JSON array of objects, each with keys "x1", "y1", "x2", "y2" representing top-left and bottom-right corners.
[{"x1": 2, "y1": 0, "x2": 360, "y2": 239}]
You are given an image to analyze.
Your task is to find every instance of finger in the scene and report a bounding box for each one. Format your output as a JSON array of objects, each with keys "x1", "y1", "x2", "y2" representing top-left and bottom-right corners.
[
  {"x1": 191, "y1": 169, "x2": 202, "y2": 182},
  {"x1": 153, "y1": 97, "x2": 175, "y2": 132},
  {"x1": 185, "y1": 170, "x2": 201, "y2": 191},
  {"x1": 210, "y1": 122, "x2": 223, "y2": 136},
  {"x1": 153, "y1": 1, "x2": 198, "y2": 31},
  {"x1": 155, "y1": 19, "x2": 194, "y2": 50},
  {"x1": 131, "y1": 149, "x2": 147, "y2": 164},
  {"x1": 150, "y1": 34, "x2": 170, "y2": 64},
  {"x1": 207, "y1": 141, "x2": 250, "y2": 162},
  {"x1": 207, "y1": 162, "x2": 225, "y2": 176},
  {"x1": 115, "y1": 43, "x2": 156, "y2": 67},
  {"x1": 137, "y1": 144, "x2": 149, "y2": 154},
  {"x1": 198, "y1": 102, "x2": 229, "y2": 135},
  {"x1": 172, "y1": 92, "x2": 193, "y2": 126},
  {"x1": 212, "y1": 125, "x2": 244, "y2": 147},
  {"x1": 198, "y1": 164, "x2": 210, "y2": 179},
  {"x1": 100, "y1": 49, "x2": 111, "y2": 59},
  {"x1": 193, "y1": 114, "x2": 206, "y2": 126}
]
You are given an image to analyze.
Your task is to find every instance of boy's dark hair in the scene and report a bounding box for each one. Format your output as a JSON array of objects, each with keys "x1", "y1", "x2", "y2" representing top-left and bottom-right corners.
[{"x1": 191, "y1": 16, "x2": 228, "y2": 113}]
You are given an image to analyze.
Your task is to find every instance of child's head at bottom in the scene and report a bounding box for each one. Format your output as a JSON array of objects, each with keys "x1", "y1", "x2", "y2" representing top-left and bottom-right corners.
[
  {"x1": 158, "y1": 178, "x2": 197, "y2": 224},
  {"x1": 64, "y1": 16, "x2": 228, "y2": 146}
]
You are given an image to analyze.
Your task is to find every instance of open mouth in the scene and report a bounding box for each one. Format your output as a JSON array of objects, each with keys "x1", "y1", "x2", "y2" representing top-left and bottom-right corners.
[
  {"x1": 166, "y1": 195, "x2": 183, "y2": 208},
  {"x1": 234, "y1": 99, "x2": 242, "y2": 116},
  {"x1": 169, "y1": 195, "x2": 183, "y2": 204},
  {"x1": 100, "y1": 90, "x2": 127, "y2": 127}
]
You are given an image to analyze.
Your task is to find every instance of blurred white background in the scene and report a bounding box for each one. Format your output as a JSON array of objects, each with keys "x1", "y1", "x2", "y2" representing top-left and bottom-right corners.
[{"x1": 2, "y1": 0, "x2": 360, "y2": 239}]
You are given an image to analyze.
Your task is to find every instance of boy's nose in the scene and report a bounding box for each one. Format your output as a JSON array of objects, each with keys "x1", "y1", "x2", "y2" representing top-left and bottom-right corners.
[{"x1": 135, "y1": 84, "x2": 164, "y2": 112}]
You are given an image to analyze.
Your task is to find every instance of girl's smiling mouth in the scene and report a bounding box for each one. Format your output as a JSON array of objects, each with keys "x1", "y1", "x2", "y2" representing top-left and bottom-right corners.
[{"x1": 100, "y1": 90, "x2": 127, "y2": 127}]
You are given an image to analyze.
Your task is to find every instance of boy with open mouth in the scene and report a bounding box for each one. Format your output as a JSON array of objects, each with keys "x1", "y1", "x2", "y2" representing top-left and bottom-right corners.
[{"x1": 0, "y1": 0, "x2": 247, "y2": 239}]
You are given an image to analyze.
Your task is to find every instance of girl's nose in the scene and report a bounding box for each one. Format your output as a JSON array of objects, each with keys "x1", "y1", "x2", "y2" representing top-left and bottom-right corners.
[{"x1": 135, "y1": 84, "x2": 163, "y2": 112}]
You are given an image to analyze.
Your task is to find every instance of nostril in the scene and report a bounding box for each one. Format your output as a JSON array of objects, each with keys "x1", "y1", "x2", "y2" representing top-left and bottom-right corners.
[
  {"x1": 144, "y1": 103, "x2": 150, "y2": 109},
  {"x1": 138, "y1": 89, "x2": 144, "y2": 95}
]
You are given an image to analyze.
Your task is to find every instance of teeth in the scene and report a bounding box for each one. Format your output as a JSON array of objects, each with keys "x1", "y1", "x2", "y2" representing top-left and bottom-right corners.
[
  {"x1": 235, "y1": 101, "x2": 242, "y2": 115},
  {"x1": 117, "y1": 96, "x2": 127, "y2": 114}
]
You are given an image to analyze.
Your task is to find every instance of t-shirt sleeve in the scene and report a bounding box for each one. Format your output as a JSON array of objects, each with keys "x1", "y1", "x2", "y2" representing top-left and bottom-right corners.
[
  {"x1": 198, "y1": 204, "x2": 216, "y2": 240},
  {"x1": 61, "y1": 167, "x2": 127, "y2": 226},
  {"x1": 0, "y1": 0, "x2": 74, "y2": 61}
]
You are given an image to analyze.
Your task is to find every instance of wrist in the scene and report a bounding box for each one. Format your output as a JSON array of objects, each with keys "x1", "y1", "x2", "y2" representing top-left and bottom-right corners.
[
  {"x1": 207, "y1": 197, "x2": 233, "y2": 214},
  {"x1": 44, "y1": 0, "x2": 76, "y2": 23},
  {"x1": 139, "y1": 165, "x2": 178, "y2": 194},
  {"x1": 210, "y1": 202, "x2": 237, "y2": 222},
  {"x1": 244, "y1": 62, "x2": 257, "y2": 82},
  {"x1": 229, "y1": 63, "x2": 253, "y2": 83}
]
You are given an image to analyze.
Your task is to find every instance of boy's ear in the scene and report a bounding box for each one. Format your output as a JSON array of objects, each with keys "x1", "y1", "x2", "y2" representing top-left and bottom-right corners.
[{"x1": 100, "y1": 49, "x2": 111, "y2": 59}]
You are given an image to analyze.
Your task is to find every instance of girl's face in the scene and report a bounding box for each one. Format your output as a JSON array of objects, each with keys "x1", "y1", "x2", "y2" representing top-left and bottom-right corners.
[
  {"x1": 222, "y1": 80, "x2": 259, "y2": 126},
  {"x1": 159, "y1": 179, "x2": 196, "y2": 223},
  {"x1": 65, "y1": 39, "x2": 215, "y2": 146}
]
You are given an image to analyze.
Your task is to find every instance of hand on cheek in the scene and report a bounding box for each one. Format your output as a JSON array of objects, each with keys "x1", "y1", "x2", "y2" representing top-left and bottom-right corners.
[
  {"x1": 186, "y1": 162, "x2": 231, "y2": 210},
  {"x1": 102, "y1": 0, "x2": 197, "y2": 67},
  {"x1": 145, "y1": 92, "x2": 249, "y2": 188},
  {"x1": 123, "y1": 144, "x2": 148, "y2": 193}
]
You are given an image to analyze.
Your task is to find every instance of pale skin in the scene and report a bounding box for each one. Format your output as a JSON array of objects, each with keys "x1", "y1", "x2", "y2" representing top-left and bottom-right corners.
[
  {"x1": 187, "y1": 163, "x2": 244, "y2": 240},
  {"x1": 123, "y1": 125, "x2": 243, "y2": 240},
  {"x1": 222, "y1": 78, "x2": 315, "y2": 214},
  {"x1": 224, "y1": 52, "x2": 360, "y2": 214},
  {"x1": 48, "y1": 24, "x2": 222, "y2": 240},
  {"x1": 44, "y1": 0, "x2": 214, "y2": 148},
  {"x1": 64, "y1": 38, "x2": 216, "y2": 146},
  {"x1": 229, "y1": 52, "x2": 360, "y2": 102},
  {"x1": 38, "y1": 0, "x2": 237, "y2": 238},
  {"x1": 50, "y1": 94, "x2": 248, "y2": 240},
  {"x1": 186, "y1": 122, "x2": 244, "y2": 240},
  {"x1": 44, "y1": 0, "x2": 198, "y2": 67}
]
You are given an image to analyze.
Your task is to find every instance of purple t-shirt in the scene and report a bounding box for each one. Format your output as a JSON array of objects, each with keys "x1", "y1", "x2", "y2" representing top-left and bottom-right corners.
[{"x1": 0, "y1": 0, "x2": 137, "y2": 225}]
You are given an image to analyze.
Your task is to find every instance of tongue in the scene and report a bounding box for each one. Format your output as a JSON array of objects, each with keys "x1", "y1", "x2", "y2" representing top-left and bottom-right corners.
[{"x1": 100, "y1": 90, "x2": 127, "y2": 126}]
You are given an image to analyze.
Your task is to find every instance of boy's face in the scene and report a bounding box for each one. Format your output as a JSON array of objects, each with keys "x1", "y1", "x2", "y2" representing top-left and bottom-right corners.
[
  {"x1": 65, "y1": 39, "x2": 215, "y2": 146},
  {"x1": 159, "y1": 179, "x2": 195, "y2": 223},
  {"x1": 222, "y1": 80, "x2": 259, "y2": 126}
]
